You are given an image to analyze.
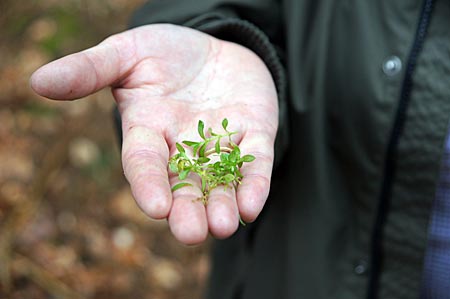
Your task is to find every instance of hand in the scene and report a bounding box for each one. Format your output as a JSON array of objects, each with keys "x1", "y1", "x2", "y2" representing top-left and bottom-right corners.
[{"x1": 30, "y1": 24, "x2": 278, "y2": 245}]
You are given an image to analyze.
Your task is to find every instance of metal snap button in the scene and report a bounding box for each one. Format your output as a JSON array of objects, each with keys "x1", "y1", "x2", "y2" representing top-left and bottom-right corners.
[
  {"x1": 382, "y1": 56, "x2": 402, "y2": 76},
  {"x1": 354, "y1": 260, "x2": 368, "y2": 275}
]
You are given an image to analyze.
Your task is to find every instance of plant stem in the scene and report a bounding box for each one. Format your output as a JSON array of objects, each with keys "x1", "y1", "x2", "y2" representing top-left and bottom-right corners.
[{"x1": 204, "y1": 146, "x2": 233, "y2": 157}]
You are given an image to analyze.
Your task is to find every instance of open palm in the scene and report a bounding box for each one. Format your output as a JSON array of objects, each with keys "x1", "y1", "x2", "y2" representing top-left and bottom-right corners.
[{"x1": 31, "y1": 24, "x2": 278, "y2": 245}]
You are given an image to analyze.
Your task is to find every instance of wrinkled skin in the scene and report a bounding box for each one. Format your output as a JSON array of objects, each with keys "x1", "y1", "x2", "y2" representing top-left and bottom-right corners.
[{"x1": 30, "y1": 24, "x2": 278, "y2": 245}]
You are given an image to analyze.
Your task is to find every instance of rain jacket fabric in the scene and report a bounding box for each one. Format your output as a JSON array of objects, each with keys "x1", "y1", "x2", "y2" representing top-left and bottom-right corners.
[{"x1": 129, "y1": 0, "x2": 450, "y2": 298}]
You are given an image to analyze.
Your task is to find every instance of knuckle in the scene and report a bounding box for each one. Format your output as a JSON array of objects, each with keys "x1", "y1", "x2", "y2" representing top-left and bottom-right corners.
[{"x1": 122, "y1": 148, "x2": 166, "y2": 180}]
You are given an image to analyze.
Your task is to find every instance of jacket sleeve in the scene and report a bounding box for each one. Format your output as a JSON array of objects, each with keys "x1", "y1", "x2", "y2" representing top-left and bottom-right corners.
[{"x1": 129, "y1": 0, "x2": 289, "y2": 167}]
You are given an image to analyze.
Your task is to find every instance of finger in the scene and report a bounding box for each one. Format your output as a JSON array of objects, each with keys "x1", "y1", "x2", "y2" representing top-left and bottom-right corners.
[
  {"x1": 122, "y1": 125, "x2": 172, "y2": 220},
  {"x1": 29, "y1": 44, "x2": 122, "y2": 100},
  {"x1": 236, "y1": 131, "x2": 274, "y2": 223},
  {"x1": 206, "y1": 186, "x2": 239, "y2": 239},
  {"x1": 29, "y1": 24, "x2": 210, "y2": 101},
  {"x1": 168, "y1": 176, "x2": 208, "y2": 245},
  {"x1": 30, "y1": 32, "x2": 136, "y2": 100}
]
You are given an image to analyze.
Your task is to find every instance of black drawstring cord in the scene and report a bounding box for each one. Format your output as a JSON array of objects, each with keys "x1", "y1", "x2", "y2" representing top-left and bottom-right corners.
[{"x1": 367, "y1": 0, "x2": 435, "y2": 298}]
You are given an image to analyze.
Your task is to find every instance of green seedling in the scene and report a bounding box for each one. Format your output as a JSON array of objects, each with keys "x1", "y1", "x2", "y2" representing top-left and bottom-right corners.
[{"x1": 168, "y1": 119, "x2": 255, "y2": 224}]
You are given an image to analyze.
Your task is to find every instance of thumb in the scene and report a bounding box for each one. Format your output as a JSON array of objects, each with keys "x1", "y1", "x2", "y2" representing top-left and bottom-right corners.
[
  {"x1": 30, "y1": 35, "x2": 134, "y2": 100},
  {"x1": 30, "y1": 24, "x2": 212, "y2": 101}
]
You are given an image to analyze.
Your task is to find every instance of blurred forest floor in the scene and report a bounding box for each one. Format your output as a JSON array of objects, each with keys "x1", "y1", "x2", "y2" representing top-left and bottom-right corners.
[{"x1": 0, "y1": 1, "x2": 210, "y2": 298}]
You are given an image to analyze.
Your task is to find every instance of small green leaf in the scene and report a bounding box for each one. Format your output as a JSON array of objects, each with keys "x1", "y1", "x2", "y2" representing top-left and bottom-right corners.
[
  {"x1": 224, "y1": 174, "x2": 235, "y2": 183},
  {"x1": 169, "y1": 161, "x2": 178, "y2": 173},
  {"x1": 222, "y1": 118, "x2": 228, "y2": 130},
  {"x1": 183, "y1": 140, "x2": 199, "y2": 147},
  {"x1": 208, "y1": 127, "x2": 217, "y2": 136},
  {"x1": 241, "y1": 155, "x2": 256, "y2": 162},
  {"x1": 229, "y1": 149, "x2": 239, "y2": 162},
  {"x1": 197, "y1": 157, "x2": 211, "y2": 164},
  {"x1": 220, "y1": 153, "x2": 229, "y2": 162},
  {"x1": 199, "y1": 142, "x2": 207, "y2": 157},
  {"x1": 176, "y1": 143, "x2": 185, "y2": 154},
  {"x1": 198, "y1": 120, "x2": 205, "y2": 139},
  {"x1": 171, "y1": 182, "x2": 192, "y2": 191},
  {"x1": 177, "y1": 160, "x2": 186, "y2": 171},
  {"x1": 215, "y1": 138, "x2": 221, "y2": 154},
  {"x1": 179, "y1": 169, "x2": 190, "y2": 180},
  {"x1": 233, "y1": 145, "x2": 241, "y2": 155},
  {"x1": 192, "y1": 144, "x2": 200, "y2": 156}
]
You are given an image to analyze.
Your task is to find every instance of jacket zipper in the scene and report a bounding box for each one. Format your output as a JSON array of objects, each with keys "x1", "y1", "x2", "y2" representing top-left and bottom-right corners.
[{"x1": 367, "y1": 0, "x2": 435, "y2": 298}]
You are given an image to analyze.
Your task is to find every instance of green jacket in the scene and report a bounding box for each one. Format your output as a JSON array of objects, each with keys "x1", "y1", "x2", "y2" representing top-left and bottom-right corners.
[{"x1": 130, "y1": 0, "x2": 450, "y2": 298}]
